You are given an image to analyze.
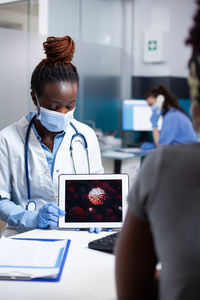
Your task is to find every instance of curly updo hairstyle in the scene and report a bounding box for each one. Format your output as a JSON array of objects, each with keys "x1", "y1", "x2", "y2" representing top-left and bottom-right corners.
[{"x1": 31, "y1": 36, "x2": 79, "y2": 96}]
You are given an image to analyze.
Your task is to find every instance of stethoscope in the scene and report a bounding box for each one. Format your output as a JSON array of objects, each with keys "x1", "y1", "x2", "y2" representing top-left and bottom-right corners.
[{"x1": 25, "y1": 115, "x2": 90, "y2": 210}]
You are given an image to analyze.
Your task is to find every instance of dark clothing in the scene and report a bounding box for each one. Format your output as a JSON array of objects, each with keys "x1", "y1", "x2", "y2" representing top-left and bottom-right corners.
[{"x1": 128, "y1": 143, "x2": 200, "y2": 300}]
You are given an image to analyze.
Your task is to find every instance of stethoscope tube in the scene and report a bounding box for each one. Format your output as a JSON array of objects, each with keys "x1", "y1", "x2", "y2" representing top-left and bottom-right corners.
[
  {"x1": 69, "y1": 122, "x2": 90, "y2": 174},
  {"x1": 25, "y1": 115, "x2": 36, "y2": 200},
  {"x1": 25, "y1": 115, "x2": 90, "y2": 206}
]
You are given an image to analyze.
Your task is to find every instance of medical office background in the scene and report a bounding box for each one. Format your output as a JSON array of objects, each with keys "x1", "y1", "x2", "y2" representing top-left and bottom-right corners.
[{"x1": 0, "y1": 0, "x2": 197, "y2": 150}]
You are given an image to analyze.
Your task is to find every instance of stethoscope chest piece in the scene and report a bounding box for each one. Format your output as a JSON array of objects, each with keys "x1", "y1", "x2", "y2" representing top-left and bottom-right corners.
[{"x1": 26, "y1": 201, "x2": 36, "y2": 211}]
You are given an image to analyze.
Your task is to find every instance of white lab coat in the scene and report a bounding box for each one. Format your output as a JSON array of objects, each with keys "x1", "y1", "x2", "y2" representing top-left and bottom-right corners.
[{"x1": 0, "y1": 116, "x2": 103, "y2": 236}]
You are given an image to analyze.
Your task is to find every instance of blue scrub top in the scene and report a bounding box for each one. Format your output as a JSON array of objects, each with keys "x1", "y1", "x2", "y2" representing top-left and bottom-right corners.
[{"x1": 159, "y1": 108, "x2": 198, "y2": 145}]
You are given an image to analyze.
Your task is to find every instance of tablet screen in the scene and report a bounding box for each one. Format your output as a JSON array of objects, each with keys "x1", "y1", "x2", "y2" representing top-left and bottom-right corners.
[{"x1": 65, "y1": 179, "x2": 122, "y2": 223}]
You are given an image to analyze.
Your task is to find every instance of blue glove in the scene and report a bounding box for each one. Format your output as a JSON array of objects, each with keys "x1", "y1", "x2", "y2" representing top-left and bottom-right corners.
[
  {"x1": 76, "y1": 227, "x2": 112, "y2": 233},
  {"x1": 88, "y1": 228, "x2": 113, "y2": 233},
  {"x1": 140, "y1": 142, "x2": 155, "y2": 150},
  {"x1": 37, "y1": 203, "x2": 66, "y2": 229},
  {"x1": 89, "y1": 227, "x2": 102, "y2": 234},
  {"x1": 75, "y1": 228, "x2": 102, "y2": 233},
  {"x1": 150, "y1": 107, "x2": 161, "y2": 128}
]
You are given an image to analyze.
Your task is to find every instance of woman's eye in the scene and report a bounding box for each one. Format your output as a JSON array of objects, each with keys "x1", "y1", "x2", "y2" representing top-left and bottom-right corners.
[
  {"x1": 48, "y1": 105, "x2": 58, "y2": 111},
  {"x1": 66, "y1": 104, "x2": 74, "y2": 110}
]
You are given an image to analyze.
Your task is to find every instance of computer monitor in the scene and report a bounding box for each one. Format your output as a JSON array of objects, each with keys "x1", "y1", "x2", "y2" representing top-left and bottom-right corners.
[{"x1": 122, "y1": 99, "x2": 163, "y2": 131}]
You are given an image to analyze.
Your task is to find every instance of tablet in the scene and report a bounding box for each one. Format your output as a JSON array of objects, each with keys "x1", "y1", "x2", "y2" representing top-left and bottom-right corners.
[{"x1": 58, "y1": 174, "x2": 129, "y2": 229}]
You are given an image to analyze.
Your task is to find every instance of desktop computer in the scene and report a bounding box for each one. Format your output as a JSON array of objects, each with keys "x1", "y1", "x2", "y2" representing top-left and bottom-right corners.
[{"x1": 121, "y1": 99, "x2": 163, "y2": 147}]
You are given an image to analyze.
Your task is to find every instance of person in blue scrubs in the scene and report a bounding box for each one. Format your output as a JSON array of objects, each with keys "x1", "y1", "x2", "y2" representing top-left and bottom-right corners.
[{"x1": 141, "y1": 85, "x2": 198, "y2": 149}]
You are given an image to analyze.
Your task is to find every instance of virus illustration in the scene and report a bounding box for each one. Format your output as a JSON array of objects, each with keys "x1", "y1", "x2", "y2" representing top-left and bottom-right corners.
[{"x1": 88, "y1": 187, "x2": 106, "y2": 205}]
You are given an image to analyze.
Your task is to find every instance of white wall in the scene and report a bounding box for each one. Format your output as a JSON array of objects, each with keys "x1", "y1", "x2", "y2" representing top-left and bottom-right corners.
[
  {"x1": 0, "y1": 28, "x2": 46, "y2": 130},
  {"x1": 0, "y1": 28, "x2": 28, "y2": 129},
  {"x1": 48, "y1": 0, "x2": 80, "y2": 40},
  {"x1": 81, "y1": 0, "x2": 122, "y2": 48},
  {"x1": 121, "y1": 0, "x2": 134, "y2": 99},
  {"x1": 169, "y1": 0, "x2": 196, "y2": 77},
  {"x1": 132, "y1": 0, "x2": 196, "y2": 77},
  {"x1": 27, "y1": 32, "x2": 47, "y2": 112},
  {"x1": 0, "y1": 1, "x2": 44, "y2": 130}
]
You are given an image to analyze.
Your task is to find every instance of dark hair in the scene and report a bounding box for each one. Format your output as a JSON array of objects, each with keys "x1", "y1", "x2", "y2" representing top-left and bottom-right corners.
[
  {"x1": 185, "y1": 0, "x2": 200, "y2": 104},
  {"x1": 185, "y1": 0, "x2": 200, "y2": 57},
  {"x1": 31, "y1": 36, "x2": 79, "y2": 97},
  {"x1": 144, "y1": 85, "x2": 186, "y2": 115}
]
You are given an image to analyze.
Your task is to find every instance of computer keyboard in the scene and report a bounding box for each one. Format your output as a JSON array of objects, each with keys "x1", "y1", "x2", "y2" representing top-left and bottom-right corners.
[{"x1": 88, "y1": 232, "x2": 120, "y2": 253}]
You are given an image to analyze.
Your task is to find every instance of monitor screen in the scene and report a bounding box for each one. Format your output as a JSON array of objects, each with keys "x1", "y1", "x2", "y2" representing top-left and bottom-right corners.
[{"x1": 122, "y1": 99, "x2": 163, "y2": 131}]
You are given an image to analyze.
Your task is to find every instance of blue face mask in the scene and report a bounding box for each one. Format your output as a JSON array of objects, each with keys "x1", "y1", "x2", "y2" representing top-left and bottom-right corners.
[{"x1": 37, "y1": 106, "x2": 75, "y2": 132}]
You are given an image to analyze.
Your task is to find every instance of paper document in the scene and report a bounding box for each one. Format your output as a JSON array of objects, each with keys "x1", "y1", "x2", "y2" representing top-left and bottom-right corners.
[
  {"x1": 102, "y1": 150, "x2": 135, "y2": 159},
  {"x1": 116, "y1": 148, "x2": 141, "y2": 153},
  {"x1": 0, "y1": 237, "x2": 67, "y2": 279},
  {"x1": 116, "y1": 148, "x2": 153, "y2": 154}
]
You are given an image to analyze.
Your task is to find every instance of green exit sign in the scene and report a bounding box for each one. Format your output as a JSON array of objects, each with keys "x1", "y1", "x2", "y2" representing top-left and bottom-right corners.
[{"x1": 148, "y1": 40, "x2": 157, "y2": 51}]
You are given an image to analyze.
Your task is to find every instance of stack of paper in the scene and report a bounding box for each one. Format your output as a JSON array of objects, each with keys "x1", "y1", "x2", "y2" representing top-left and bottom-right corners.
[{"x1": 0, "y1": 237, "x2": 70, "y2": 280}]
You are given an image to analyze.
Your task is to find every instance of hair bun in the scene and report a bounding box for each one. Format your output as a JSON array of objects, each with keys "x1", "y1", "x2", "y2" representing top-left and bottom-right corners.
[{"x1": 43, "y1": 36, "x2": 75, "y2": 63}]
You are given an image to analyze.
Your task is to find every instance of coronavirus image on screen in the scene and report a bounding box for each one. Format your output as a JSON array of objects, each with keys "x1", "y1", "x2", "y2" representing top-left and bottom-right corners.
[{"x1": 65, "y1": 180, "x2": 122, "y2": 222}]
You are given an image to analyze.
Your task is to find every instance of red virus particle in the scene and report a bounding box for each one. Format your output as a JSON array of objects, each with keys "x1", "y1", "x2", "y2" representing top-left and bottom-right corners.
[
  {"x1": 69, "y1": 206, "x2": 85, "y2": 221},
  {"x1": 88, "y1": 187, "x2": 106, "y2": 205}
]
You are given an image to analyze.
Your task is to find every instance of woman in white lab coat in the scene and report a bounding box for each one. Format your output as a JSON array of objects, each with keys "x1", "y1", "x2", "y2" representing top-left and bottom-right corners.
[{"x1": 0, "y1": 36, "x2": 103, "y2": 236}]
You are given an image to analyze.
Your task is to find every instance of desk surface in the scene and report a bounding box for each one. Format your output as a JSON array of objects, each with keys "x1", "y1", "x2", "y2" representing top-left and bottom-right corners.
[
  {"x1": 0, "y1": 229, "x2": 117, "y2": 300},
  {"x1": 101, "y1": 150, "x2": 136, "y2": 160},
  {"x1": 101, "y1": 148, "x2": 151, "y2": 160}
]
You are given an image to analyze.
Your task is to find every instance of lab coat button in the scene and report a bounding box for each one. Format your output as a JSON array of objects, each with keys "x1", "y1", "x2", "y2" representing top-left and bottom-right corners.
[{"x1": 56, "y1": 169, "x2": 59, "y2": 173}]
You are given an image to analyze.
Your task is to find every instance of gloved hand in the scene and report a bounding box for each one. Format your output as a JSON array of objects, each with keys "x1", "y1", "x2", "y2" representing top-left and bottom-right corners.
[
  {"x1": 150, "y1": 106, "x2": 161, "y2": 128},
  {"x1": 140, "y1": 142, "x2": 155, "y2": 150},
  {"x1": 37, "y1": 203, "x2": 66, "y2": 229},
  {"x1": 88, "y1": 228, "x2": 113, "y2": 233},
  {"x1": 89, "y1": 227, "x2": 102, "y2": 234},
  {"x1": 76, "y1": 227, "x2": 112, "y2": 233}
]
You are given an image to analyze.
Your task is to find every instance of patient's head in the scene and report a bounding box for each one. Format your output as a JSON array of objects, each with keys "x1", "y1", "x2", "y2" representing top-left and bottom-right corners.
[{"x1": 186, "y1": 0, "x2": 200, "y2": 132}]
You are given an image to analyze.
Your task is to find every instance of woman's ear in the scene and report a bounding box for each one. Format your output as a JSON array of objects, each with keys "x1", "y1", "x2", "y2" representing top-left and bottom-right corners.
[{"x1": 31, "y1": 90, "x2": 37, "y2": 107}]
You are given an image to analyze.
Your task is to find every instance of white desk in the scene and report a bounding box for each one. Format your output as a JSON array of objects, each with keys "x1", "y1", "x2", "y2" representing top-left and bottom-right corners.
[{"x1": 0, "y1": 229, "x2": 117, "y2": 300}]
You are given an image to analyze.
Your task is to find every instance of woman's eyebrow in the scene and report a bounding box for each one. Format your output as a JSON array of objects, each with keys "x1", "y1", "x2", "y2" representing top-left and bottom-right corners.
[
  {"x1": 66, "y1": 99, "x2": 76, "y2": 104},
  {"x1": 44, "y1": 99, "x2": 76, "y2": 106},
  {"x1": 46, "y1": 100, "x2": 61, "y2": 104}
]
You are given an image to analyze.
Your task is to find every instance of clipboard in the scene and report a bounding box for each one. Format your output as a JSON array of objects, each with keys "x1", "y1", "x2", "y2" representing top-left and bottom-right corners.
[{"x1": 0, "y1": 238, "x2": 71, "y2": 282}]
